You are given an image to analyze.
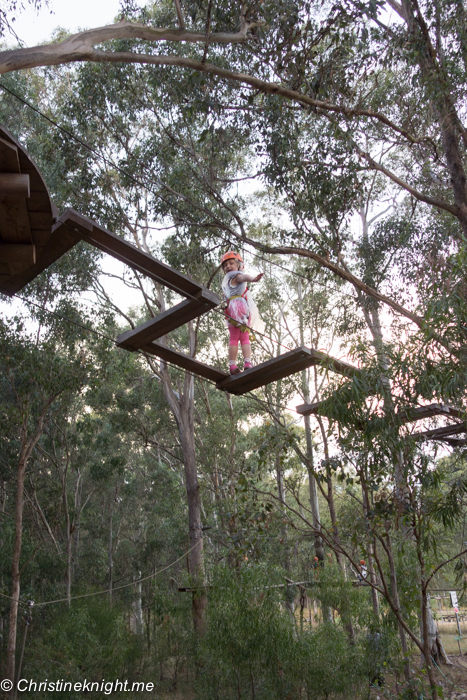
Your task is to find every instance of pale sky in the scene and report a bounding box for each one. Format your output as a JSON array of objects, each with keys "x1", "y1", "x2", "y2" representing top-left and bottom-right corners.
[
  {"x1": 8, "y1": 0, "x2": 145, "y2": 47},
  {"x1": 3, "y1": 1, "x2": 163, "y2": 313}
]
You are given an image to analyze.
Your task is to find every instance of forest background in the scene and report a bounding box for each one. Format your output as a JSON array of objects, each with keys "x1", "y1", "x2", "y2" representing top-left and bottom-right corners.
[{"x1": 0, "y1": 1, "x2": 467, "y2": 699}]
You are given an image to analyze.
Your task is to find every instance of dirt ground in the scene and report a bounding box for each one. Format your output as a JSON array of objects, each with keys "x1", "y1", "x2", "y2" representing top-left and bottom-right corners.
[
  {"x1": 431, "y1": 656, "x2": 467, "y2": 698},
  {"x1": 436, "y1": 630, "x2": 467, "y2": 697}
]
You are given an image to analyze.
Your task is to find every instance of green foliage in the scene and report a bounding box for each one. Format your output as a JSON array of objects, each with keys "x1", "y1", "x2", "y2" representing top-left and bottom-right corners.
[
  {"x1": 20, "y1": 600, "x2": 143, "y2": 699},
  {"x1": 197, "y1": 565, "x2": 370, "y2": 700},
  {"x1": 2, "y1": 3, "x2": 467, "y2": 697}
]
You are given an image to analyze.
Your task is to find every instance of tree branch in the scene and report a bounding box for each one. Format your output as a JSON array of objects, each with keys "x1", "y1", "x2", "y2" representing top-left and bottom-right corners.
[
  {"x1": 0, "y1": 35, "x2": 436, "y2": 150},
  {"x1": 173, "y1": 0, "x2": 185, "y2": 30},
  {"x1": 356, "y1": 145, "x2": 459, "y2": 219},
  {"x1": 0, "y1": 20, "x2": 265, "y2": 74},
  {"x1": 424, "y1": 548, "x2": 467, "y2": 589}
]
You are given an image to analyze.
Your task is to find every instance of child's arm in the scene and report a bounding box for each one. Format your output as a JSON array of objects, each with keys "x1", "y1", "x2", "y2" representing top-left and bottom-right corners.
[{"x1": 231, "y1": 272, "x2": 264, "y2": 285}]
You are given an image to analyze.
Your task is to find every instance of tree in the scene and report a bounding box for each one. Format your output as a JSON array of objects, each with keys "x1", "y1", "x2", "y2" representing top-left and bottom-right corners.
[
  {"x1": 2, "y1": 4, "x2": 467, "y2": 694},
  {"x1": 0, "y1": 309, "x2": 97, "y2": 687}
]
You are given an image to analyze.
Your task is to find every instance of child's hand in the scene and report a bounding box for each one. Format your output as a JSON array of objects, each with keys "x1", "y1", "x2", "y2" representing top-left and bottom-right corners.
[{"x1": 251, "y1": 272, "x2": 264, "y2": 283}]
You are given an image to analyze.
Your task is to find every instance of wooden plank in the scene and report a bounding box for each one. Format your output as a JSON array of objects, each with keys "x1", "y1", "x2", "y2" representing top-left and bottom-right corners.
[
  {"x1": 19, "y1": 168, "x2": 44, "y2": 193},
  {"x1": 444, "y1": 438, "x2": 467, "y2": 447},
  {"x1": 0, "y1": 173, "x2": 29, "y2": 197},
  {"x1": 0, "y1": 243, "x2": 35, "y2": 263},
  {"x1": 137, "y1": 340, "x2": 228, "y2": 383},
  {"x1": 218, "y1": 347, "x2": 360, "y2": 396},
  {"x1": 411, "y1": 423, "x2": 466, "y2": 440},
  {"x1": 297, "y1": 401, "x2": 466, "y2": 424},
  {"x1": 58, "y1": 209, "x2": 207, "y2": 297},
  {"x1": 296, "y1": 401, "x2": 323, "y2": 416},
  {"x1": 397, "y1": 404, "x2": 465, "y2": 424},
  {"x1": 217, "y1": 347, "x2": 317, "y2": 395},
  {"x1": 0, "y1": 136, "x2": 20, "y2": 173},
  {"x1": 0, "y1": 221, "x2": 80, "y2": 296},
  {"x1": 0, "y1": 197, "x2": 31, "y2": 244},
  {"x1": 117, "y1": 289, "x2": 218, "y2": 350},
  {"x1": 307, "y1": 349, "x2": 361, "y2": 378}
]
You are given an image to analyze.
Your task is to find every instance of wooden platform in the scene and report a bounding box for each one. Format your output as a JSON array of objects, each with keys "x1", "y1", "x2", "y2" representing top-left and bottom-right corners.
[
  {"x1": 135, "y1": 341, "x2": 228, "y2": 383},
  {"x1": 116, "y1": 289, "x2": 219, "y2": 350},
  {"x1": 217, "y1": 347, "x2": 359, "y2": 396},
  {"x1": 0, "y1": 126, "x2": 362, "y2": 394},
  {"x1": 0, "y1": 125, "x2": 56, "y2": 295}
]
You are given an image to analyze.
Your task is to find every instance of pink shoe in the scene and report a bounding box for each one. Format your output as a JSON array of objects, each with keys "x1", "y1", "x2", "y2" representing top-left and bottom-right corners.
[
  {"x1": 230, "y1": 364, "x2": 240, "y2": 375},
  {"x1": 244, "y1": 361, "x2": 253, "y2": 370}
]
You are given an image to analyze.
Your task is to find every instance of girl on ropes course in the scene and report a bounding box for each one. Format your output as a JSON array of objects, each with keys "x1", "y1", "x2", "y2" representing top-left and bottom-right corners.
[{"x1": 220, "y1": 251, "x2": 265, "y2": 375}]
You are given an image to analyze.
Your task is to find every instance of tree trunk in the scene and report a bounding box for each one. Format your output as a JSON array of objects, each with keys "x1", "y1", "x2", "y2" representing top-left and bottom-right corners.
[
  {"x1": 62, "y1": 466, "x2": 72, "y2": 607},
  {"x1": 0, "y1": 479, "x2": 5, "y2": 644},
  {"x1": 132, "y1": 572, "x2": 144, "y2": 636},
  {"x1": 401, "y1": 0, "x2": 467, "y2": 237},
  {"x1": 178, "y1": 404, "x2": 206, "y2": 636},
  {"x1": 384, "y1": 524, "x2": 411, "y2": 683},
  {"x1": 108, "y1": 502, "x2": 114, "y2": 606},
  {"x1": 421, "y1": 593, "x2": 451, "y2": 665},
  {"x1": 5, "y1": 399, "x2": 52, "y2": 689},
  {"x1": 5, "y1": 455, "x2": 27, "y2": 689},
  {"x1": 361, "y1": 480, "x2": 380, "y2": 618}
]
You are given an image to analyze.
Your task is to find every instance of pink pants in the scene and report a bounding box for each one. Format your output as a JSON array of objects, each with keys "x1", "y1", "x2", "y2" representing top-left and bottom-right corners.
[{"x1": 229, "y1": 325, "x2": 250, "y2": 346}]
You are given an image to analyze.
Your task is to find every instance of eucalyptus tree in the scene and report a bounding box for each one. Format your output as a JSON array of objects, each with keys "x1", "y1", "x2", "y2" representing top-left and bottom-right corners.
[
  {"x1": 5, "y1": 54, "x2": 269, "y2": 635},
  {"x1": 0, "y1": 307, "x2": 100, "y2": 688},
  {"x1": 1, "y1": 0, "x2": 466, "y2": 247},
  {"x1": 1, "y1": 3, "x2": 467, "y2": 689}
]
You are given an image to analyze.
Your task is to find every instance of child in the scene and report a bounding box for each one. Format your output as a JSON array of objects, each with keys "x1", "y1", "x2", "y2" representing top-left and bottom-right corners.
[{"x1": 220, "y1": 251, "x2": 264, "y2": 375}]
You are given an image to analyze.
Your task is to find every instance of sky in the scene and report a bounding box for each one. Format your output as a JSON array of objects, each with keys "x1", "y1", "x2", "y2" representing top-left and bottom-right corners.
[
  {"x1": 9, "y1": 0, "x2": 142, "y2": 47},
  {"x1": 3, "y1": 1, "x2": 157, "y2": 314}
]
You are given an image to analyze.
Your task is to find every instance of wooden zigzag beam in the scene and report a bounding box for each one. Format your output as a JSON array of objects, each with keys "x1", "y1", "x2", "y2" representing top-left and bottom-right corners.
[
  {"x1": 218, "y1": 347, "x2": 359, "y2": 396},
  {"x1": 396, "y1": 404, "x2": 465, "y2": 424},
  {"x1": 296, "y1": 399, "x2": 467, "y2": 447},
  {"x1": 0, "y1": 129, "x2": 362, "y2": 393},
  {"x1": 57, "y1": 209, "x2": 209, "y2": 297},
  {"x1": 117, "y1": 291, "x2": 219, "y2": 351},
  {"x1": 137, "y1": 341, "x2": 228, "y2": 383}
]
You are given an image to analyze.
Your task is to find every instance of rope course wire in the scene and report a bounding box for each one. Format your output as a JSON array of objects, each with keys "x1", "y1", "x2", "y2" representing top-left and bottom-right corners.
[
  {"x1": 0, "y1": 541, "x2": 202, "y2": 609},
  {"x1": 0, "y1": 80, "x2": 360, "y2": 303}
]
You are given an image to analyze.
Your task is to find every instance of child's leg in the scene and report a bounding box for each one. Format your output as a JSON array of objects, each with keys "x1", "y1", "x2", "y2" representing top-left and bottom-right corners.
[
  {"x1": 229, "y1": 326, "x2": 240, "y2": 371},
  {"x1": 240, "y1": 330, "x2": 251, "y2": 365},
  {"x1": 229, "y1": 344, "x2": 239, "y2": 362}
]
